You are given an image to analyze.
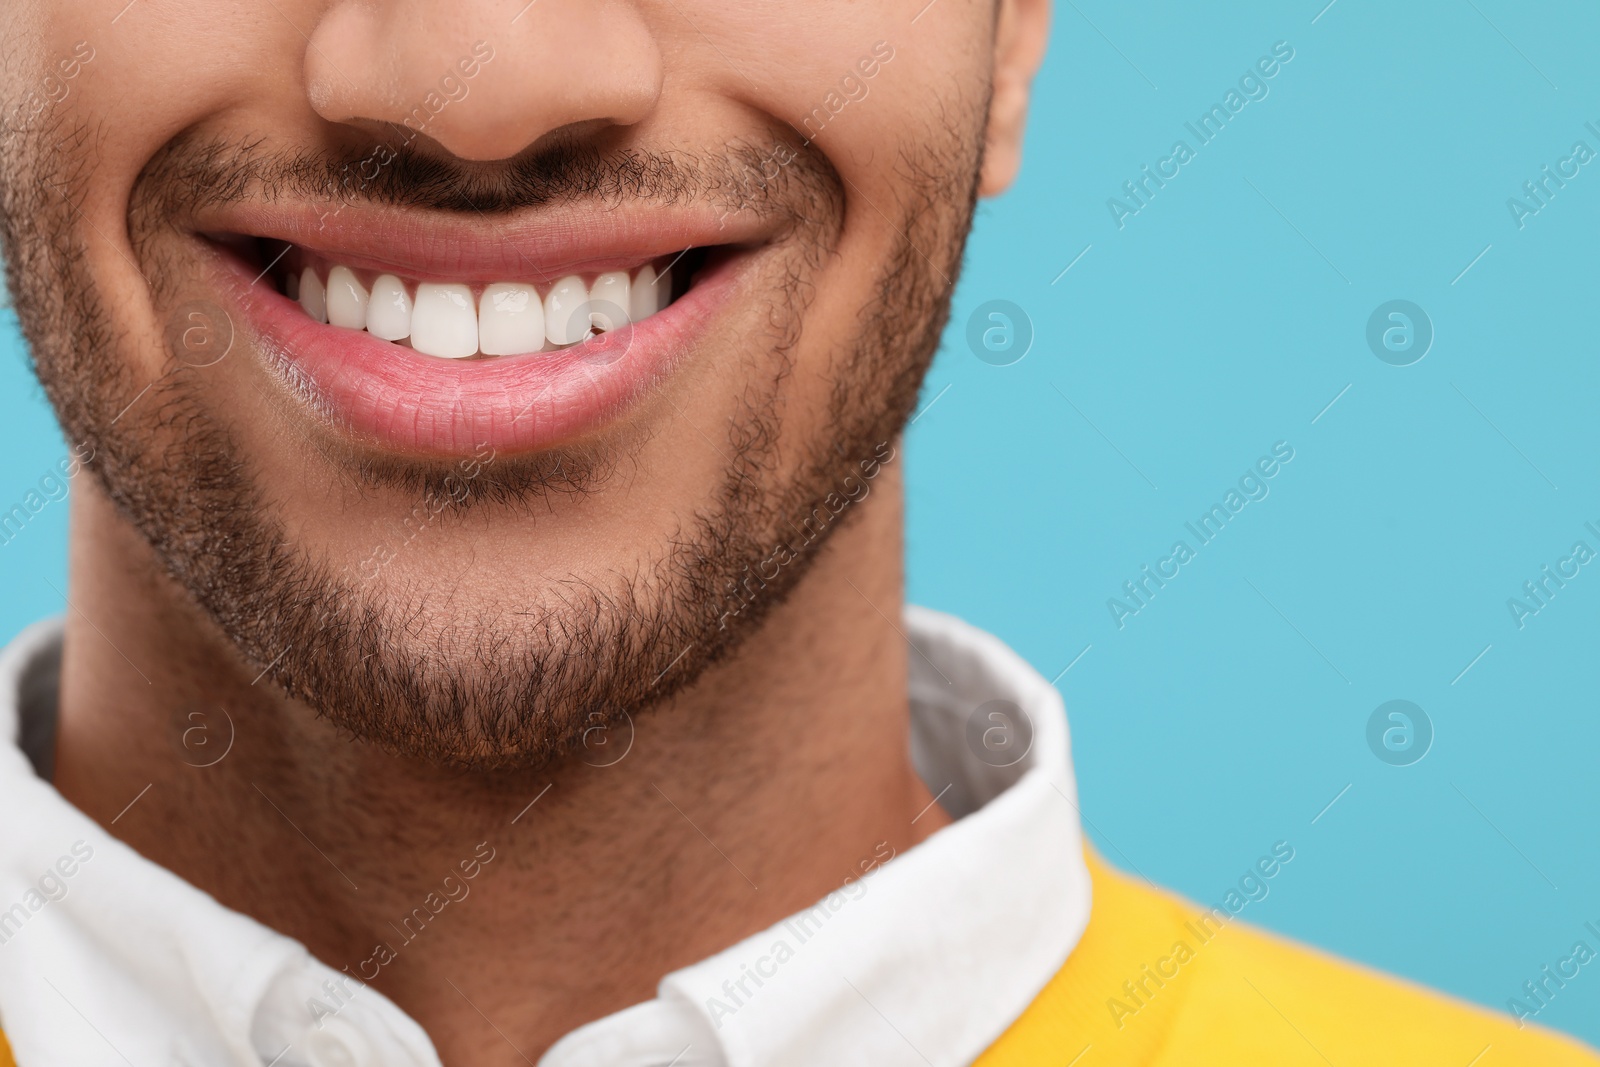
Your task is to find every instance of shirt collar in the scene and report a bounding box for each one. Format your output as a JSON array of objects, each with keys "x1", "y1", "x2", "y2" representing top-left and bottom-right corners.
[{"x1": 0, "y1": 607, "x2": 1089, "y2": 1067}]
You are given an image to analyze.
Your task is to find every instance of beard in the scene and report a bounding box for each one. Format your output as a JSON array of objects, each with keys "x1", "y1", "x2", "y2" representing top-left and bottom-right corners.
[{"x1": 0, "y1": 116, "x2": 980, "y2": 771}]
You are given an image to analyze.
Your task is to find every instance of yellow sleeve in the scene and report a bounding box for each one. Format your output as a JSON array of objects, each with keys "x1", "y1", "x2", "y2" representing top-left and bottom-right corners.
[{"x1": 978, "y1": 854, "x2": 1600, "y2": 1066}]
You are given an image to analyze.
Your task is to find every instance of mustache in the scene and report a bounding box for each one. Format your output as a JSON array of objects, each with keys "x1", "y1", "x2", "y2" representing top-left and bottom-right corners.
[{"x1": 131, "y1": 128, "x2": 835, "y2": 221}]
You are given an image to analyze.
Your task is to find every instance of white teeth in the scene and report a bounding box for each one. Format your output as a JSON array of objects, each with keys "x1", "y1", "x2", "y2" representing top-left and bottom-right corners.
[
  {"x1": 544, "y1": 275, "x2": 590, "y2": 347},
  {"x1": 629, "y1": 264, "x2": 664, "y2": 322},
  {"x1": 326, "y1": 266, "x2": 369, "y2": 330},
  {"x1": 411, "y1": 282, "x2": 479, "y2": 359},
  {"x1": 478, "y1": 283, "x2": 544, "y2": 356},
  {"x1": 366, "y1": 274, "x2": 413, "y2": 341},
  {"x1": 298, "y1": 268, "x2": 327, "y2": 324},
  {"x1": 291, "y1": 261, "x2": 676, "y2": 356},
  {"x1": 588, "y1": 271, "x2": 631, "y2": 332}
]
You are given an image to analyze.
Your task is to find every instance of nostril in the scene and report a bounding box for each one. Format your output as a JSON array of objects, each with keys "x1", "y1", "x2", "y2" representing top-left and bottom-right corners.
[
  {"x1": 304, "y1": 0, "x2": 662, "y2": 165},
  {"x1": 301, "y1": 0, "x2": 384, "y2": 124}
]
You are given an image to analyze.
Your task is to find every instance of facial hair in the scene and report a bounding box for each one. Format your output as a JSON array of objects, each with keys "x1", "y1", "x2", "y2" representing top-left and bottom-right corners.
[{"x1": 0, "y1": 114, "x2": 982, "y2": 771}]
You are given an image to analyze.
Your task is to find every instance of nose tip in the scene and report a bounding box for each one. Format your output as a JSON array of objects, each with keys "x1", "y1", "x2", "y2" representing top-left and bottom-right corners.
[{"x1": 304, "y1": 0, "x2": 663, "y2": 163}]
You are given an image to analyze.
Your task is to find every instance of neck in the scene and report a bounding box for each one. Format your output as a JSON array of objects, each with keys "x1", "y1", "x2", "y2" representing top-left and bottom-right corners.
[{"x1": 50, "y1": 464, "x2": 947, "y2": 1064}]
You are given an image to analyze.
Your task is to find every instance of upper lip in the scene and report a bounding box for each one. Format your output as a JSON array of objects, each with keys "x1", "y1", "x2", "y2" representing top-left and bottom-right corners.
[{"x1": 194, "y1": 197, "x2": 773, "y2": 284}]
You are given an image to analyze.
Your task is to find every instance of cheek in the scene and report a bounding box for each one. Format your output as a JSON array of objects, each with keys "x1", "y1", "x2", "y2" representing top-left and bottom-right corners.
[
  {"x1": 687, "y1": 0, "x2": 987, "y2": 175},
  {"x1": 20, "y1": 0, "x2": 315, "y2": 375},
  {"x1": 763, "y1": 9, "x2": 987, "y2": 236}
]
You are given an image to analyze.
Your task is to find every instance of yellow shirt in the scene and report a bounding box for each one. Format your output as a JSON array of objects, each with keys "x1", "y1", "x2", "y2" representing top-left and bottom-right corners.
[{"x1": 980, "y1": 852, "x2": 1599, "y2": 1065}]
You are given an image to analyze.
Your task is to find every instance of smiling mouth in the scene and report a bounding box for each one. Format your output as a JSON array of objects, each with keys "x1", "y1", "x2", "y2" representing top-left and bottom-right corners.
[
  {"x1": 197, "y1": 217, "x2": 756, "y2": 457},
  {"x1": 222, "y1": 237, "x2": 715, "y2": 360}
]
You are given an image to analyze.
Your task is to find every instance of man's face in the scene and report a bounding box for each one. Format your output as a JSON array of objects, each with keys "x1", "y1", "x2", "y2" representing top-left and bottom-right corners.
[{"x1": 0, "y1": 0, "x2": 1041, "y2": 768}]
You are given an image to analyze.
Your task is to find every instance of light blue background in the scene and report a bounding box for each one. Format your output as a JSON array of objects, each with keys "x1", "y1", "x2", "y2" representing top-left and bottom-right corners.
[
  {"x1": 907, "y1": 0, "x2": 1600, "y2": 1045},
  {"x1": 1, "y1": 0, "x2": 1596, "y2": 1046}
]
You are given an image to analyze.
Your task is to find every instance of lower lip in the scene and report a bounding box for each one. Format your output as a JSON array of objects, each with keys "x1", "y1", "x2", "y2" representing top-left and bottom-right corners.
[{"x1": 212, "y1": 249, "x2": 743, "y2": 457}]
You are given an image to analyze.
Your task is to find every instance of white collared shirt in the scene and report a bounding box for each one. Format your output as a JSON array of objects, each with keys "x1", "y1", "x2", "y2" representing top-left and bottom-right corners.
[{"x1": 0, "y1": 607, "x2": 1090, "y2": 1067}]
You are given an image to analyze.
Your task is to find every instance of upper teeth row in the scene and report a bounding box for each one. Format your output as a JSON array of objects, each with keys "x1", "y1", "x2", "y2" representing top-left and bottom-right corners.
[{"x1": 291, "y1": 263, "x2": 671, "y2": 359}]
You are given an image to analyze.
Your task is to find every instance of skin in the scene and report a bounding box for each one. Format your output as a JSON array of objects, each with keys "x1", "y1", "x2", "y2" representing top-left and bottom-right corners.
[{"x1": 0, "y1": 0, "x2": 1048, "y2": 1062}]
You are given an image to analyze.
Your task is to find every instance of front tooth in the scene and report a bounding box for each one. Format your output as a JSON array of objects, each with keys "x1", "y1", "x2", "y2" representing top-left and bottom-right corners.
[
  {"x1": 298, "y1": 268, "x2": 327, "y2": 323},
  {"x1": 588, "y1": 271, "x2": 631, "y2": 332},
  {"x1": 629, "y1": 264, "x2": 666, "y2": 322},
  {"x1": 366, "y1": 274, "x2": 413, "y2": 341},
  {"x1": 544, "y1": 275, "x2": 590, "y2": 346},
  {"x1": 411, "y1": 283, "x2": 478, "y2": 359},
  {"x1": 326, "y1": 266, "x2": 369, "y2": 330},
  {"x1": 479, "y1": 283, "x2": 545, "y2": 356}
]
